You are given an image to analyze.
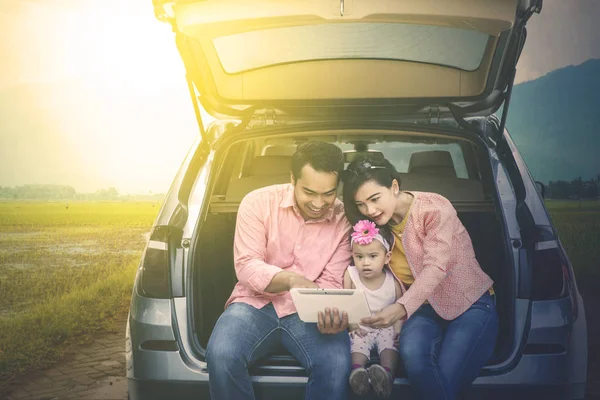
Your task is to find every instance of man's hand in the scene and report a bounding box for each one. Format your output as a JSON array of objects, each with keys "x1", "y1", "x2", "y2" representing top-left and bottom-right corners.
[
  {"x1": 360, "y1": 303, "x2": 406, "y2": 329},
  {"x1": 265, "y1": 271, "x2": 317, "y2": 293},
  {"x1": 288, "y1": 273, "x2": 319, "y2": 290},
  {"x1": 317, "y1": 308, "x2": 348, "y2": 335}
]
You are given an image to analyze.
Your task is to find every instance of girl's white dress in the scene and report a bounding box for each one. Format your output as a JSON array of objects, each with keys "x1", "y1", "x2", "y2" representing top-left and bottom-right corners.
[{"x1": 347, "y1": 266, "x2": 400, "y2": 358}]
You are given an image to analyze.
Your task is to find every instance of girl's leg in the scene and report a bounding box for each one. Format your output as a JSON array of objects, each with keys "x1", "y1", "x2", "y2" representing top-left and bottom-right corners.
[
  {"x1": 376, "y1": 327, "x2": 400, "y2": 374},
  {"x1": 378, "y1": 349, "x2": 398, "y2": 374},
  {"x1": 369, "y1": 327, "x2": 398, "y2": 398},
  {"x1": 437, "y1": 292, "x2": 499, "y2": 397},
  {"x1": 398, "y1": 305, "x2": 450, "y2": 400},
  {"x1": 348, "y1": 332, "x2": 374, "y2": 396},
  {"x1": 351, "y1": 352, "x2": 369, "y2": 368},
  {"x1": 349, "y1": 352, "x2": 371, "y2": 396}
]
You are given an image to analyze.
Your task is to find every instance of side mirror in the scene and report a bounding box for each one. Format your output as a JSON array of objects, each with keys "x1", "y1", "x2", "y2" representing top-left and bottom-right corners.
[{"x1": 535, "y1": 181, "x2": 546, "y2": 199}]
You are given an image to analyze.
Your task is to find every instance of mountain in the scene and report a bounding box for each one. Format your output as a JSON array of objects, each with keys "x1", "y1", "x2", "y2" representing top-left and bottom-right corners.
[{"x1": 506, "y1": 58, "x2": 600, "y2": 184}]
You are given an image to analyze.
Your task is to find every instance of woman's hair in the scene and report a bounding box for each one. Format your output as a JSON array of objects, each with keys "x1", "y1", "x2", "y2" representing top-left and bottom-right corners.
[{"x1": 342, "y1": 155, "x2": 403, "y2": 232}]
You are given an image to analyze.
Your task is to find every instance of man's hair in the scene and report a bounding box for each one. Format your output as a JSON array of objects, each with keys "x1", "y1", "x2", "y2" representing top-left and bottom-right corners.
[{"x1": 291, "y1": 141, "x2": 344, "y2": 181}]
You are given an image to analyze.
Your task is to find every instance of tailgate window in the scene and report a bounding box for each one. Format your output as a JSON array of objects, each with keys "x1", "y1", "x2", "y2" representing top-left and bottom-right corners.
[{"x1": 213, "y1": 23, "x2": 489, "y2": 74}]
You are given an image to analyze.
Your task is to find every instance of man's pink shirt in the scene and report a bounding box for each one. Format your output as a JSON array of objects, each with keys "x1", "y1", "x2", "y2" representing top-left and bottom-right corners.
[{"x1": 226, "y1": 184, "x2": 352, "y2": 318}]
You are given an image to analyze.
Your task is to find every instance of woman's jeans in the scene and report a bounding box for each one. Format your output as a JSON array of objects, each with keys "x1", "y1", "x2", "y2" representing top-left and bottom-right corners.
[
  {"x1": 398, "y1": 292, "x2": 499, "y2": 400},
  {"x1": 206, "y1": 302, "x2": 351, "y2": 400}
]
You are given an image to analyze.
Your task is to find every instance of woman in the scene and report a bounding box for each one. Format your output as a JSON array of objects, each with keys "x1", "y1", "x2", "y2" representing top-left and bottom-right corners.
[{"x1": 342, "y1": 155, "x2": 499, "y2": 400}]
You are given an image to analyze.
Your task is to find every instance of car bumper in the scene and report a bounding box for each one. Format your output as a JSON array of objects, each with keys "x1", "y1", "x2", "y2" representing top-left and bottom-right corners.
[
  {"x1": 128, "y1": 378, "x2": 586, "y2": 400},
  {"x1": 127, "y1": 294, "x2": 586, "y2": 400}
]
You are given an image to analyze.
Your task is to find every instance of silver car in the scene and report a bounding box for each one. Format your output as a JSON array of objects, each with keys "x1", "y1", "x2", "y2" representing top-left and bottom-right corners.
[{"x1": 126, "y1": 0, "x2": 587, "y2": 398}]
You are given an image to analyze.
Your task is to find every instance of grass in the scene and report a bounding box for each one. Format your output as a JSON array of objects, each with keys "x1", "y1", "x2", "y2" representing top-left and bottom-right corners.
[
  {"x1": 0, "y1": 199, "x2": 598, "y2": 390},
  {"x1": 545, "y1": 199, "x2": 600, "y2": 295},
  {"x1": 0, "y1": 201, "x2": 158, "y2": 387}
]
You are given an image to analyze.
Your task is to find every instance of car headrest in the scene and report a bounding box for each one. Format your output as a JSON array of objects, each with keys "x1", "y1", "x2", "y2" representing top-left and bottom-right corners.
[
  {"x1": 408, "y1": 151, "x2": 457, "y2": 178},
  {"x1": 262, "y1": 145, "x2": 297, "y2": 157},
  {"x1": 249, "y1": 156, "x2": 292, "y2": 176},
  {"x1": 344, "y1": 151, "x2": 385, "y2": 163}
]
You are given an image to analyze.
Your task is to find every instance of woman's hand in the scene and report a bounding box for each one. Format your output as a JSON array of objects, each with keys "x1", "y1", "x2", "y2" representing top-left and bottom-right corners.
[{"x1": 360, "y1": 303, "x2": 406, "y2": 329}]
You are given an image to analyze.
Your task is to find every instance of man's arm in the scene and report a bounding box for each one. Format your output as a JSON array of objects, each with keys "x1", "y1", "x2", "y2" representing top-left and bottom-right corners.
[
  {"x1": 265, "y1": 271, "x2": 317, "y2": 293},
  {"x1": 234, "y1": 192, "x2": 316, "y2": 294},
  {"x1": 316, "y1": 224, "x2": 352, "y2": 333},
  {"x1": 233, "y1": 193, "x2": 285, "y2": 294},
  {"x1": 314, "y1": 227, "x2": 352, "y2": 289}
]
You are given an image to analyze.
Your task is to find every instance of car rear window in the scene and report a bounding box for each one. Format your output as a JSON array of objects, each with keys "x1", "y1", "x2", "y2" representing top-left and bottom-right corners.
[
  {"x1": 212, "y1": 23, "x2": 489, "y2": 74},
  {"x1": 366, "y1": 142, "x2": 468, "y2": 178}
]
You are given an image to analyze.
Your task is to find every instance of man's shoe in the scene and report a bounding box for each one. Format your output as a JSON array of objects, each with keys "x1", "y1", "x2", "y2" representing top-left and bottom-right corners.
[
  {"x1": 367, "y1": 364, "x2": 393, "y2": 398},
  {"x1": 349, "y1": 367, "x2": 370, "y2": 396}
]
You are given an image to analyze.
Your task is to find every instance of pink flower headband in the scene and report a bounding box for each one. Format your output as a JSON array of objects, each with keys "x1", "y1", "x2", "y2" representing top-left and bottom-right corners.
[{"x1": 350, "y1": 220, "x2": 391, "y2": 252}]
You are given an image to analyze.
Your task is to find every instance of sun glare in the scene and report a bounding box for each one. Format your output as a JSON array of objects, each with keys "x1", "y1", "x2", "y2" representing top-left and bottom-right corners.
[
  {"x1": 54, "y1": 9, "x2": 183, "y2": 95},
  {"x1": 20, "y1": 3, "x2": 201, "y2": 194}
]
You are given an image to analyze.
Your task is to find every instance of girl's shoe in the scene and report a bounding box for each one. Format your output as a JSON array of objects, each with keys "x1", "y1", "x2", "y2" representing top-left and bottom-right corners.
[
  {"x1": 367, "y1": 364, "x2": 393, "y2": 398},
  {"x1": 349, "y1": 367, "x2": 370, "y2": 395}
]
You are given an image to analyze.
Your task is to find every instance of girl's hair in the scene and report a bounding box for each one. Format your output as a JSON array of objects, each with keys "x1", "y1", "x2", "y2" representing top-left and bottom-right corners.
[{"x1": 342, "y1": 155, "x2": 402, "y2": 243}]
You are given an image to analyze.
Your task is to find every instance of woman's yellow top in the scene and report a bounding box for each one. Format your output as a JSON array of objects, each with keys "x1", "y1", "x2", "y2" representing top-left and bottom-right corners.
[
  {"x1": 389, "y1": 203, "x2": 415, "y2": 286},
  {"x1": 387, "y1": 200, "x2": 494, "y2": 296}
]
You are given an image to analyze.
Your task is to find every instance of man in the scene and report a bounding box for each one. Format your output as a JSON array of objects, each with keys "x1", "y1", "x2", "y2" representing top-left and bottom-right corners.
[{"x1": 206, "y1": 141, "x2": 352, "y2": 400}]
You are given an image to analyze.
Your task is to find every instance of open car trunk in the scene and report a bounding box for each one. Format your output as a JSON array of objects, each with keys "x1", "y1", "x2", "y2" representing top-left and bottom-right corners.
[
  {"x1": 155, "y1": 0, "x2": 541, "y2": 136},
  {"x1": 190, "y1": 127, "x2": 516, "y2": 374}
]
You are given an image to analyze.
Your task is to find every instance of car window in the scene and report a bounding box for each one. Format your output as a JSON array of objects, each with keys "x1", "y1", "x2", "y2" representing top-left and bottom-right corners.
[
  {"x1": 213, "y1": 23, "x2": 489, "y2": 74},
  {"x1": 368, "y1": 142, "x2": 468, "y2": 179}
]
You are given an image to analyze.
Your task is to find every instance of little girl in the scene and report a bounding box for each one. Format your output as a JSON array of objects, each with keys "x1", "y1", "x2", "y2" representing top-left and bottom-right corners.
[{"x1": 344, "y1": 220, "x2": 403, "y2": 398}]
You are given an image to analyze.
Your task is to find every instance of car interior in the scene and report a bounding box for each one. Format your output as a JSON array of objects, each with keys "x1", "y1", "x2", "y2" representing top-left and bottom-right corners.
[{"x1": 192, "y1": 133, "x2": 513, "y2": 375}]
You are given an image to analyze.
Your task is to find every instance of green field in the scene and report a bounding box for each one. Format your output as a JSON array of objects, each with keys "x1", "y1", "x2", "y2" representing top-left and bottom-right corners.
[
  {"x1": 545, "y1": 200, "x2": 600, "y2": 295},
  {"x1": 0, "y1": 201, "x2": 159, "y2": 386},
  {"x1": 0, "y1": 199, "x2": 598, "y2": 389}
]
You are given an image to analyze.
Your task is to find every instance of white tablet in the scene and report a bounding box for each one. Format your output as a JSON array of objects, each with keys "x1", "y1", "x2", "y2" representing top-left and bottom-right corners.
[{"x1": 290, "y1": 288, "x2": 371, "y2": 324}]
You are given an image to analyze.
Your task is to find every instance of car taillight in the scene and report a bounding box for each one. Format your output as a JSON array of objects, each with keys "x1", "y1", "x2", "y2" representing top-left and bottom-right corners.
[
  {"x1": 531, "y1": 226, "x2": 577, "y2": 318},
  {"x1": 531, "y1": 246, "x2": 566, "y2": 299},
  {"x1": 137, "y1": 226, "x2": 170, "y2": 299}
]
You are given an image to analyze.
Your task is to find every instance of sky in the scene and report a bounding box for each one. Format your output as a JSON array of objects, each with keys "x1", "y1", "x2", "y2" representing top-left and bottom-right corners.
[{"x1": 1, "y1": 0, "x2": 599, "y2": 193}]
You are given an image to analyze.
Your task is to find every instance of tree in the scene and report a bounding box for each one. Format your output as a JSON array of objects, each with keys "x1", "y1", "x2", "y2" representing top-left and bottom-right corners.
[
  {"x1": 570, "y1": 177, "x2": 584, "y2": 200},
  {"x1": 583, "y1": 179, "x2": 599, "y2": 199},
  {"x1": 548, "y1": 180, "x2": 571, "y2": 199}
]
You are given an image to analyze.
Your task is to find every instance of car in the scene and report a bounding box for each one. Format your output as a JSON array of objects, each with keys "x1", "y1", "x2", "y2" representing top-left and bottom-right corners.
[{"x1": 126, "y1": 0, "x2": 587, "y2": 399}]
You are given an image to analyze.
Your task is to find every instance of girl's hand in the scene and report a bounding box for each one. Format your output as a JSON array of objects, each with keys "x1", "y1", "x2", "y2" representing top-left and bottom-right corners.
[
  {"x1": 393, "y1": 332, "x2": 400, "y2": 348},
  {"x1": 360, "y1": 303, "x2": 406, "y2": 329},
  {"x1": 349, "y1": 328, "x2": 368, "y2": 338}
]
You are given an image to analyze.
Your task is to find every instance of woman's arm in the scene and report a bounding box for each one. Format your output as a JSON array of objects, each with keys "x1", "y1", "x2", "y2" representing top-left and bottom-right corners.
[{"x1": 396, "y1": 198, "x2": 458, "y2": 319}]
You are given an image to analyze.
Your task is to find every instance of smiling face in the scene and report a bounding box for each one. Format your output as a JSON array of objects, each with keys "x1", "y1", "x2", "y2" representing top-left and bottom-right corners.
[
  {"x1": 353, "y1": 179, "x2": 400, "y2": 226},
  {"x1": 352, "y1": 240, "x2": 391, "y2": 279},
  {"x1": 291, "y1": 164, "x2": 339, "y2": 220}
]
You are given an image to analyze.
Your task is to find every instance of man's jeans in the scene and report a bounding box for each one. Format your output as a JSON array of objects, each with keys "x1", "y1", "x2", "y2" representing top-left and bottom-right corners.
[
  {"x1": 398, "y1": 292, "x2": 499, "y2": 400},
  {"x1": 206, "y1": 302, "x2": 351, "y2": 400}
]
